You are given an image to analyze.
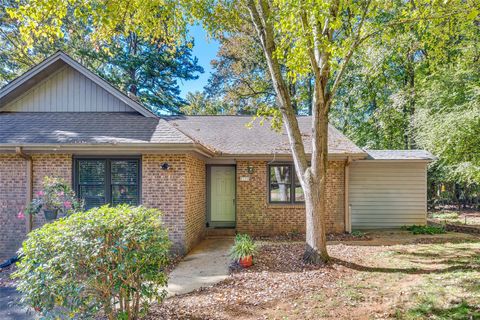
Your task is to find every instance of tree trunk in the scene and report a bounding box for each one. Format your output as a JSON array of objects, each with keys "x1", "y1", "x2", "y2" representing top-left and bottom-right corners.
[{"x1": 302, "y1": 113, "x2": 329, "y2": 264}]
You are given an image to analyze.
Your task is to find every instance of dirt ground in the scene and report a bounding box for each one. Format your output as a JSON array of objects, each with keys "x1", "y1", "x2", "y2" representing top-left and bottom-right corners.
[{"x1": 148, "y1": 231, "x2": 480, "y2": 320}]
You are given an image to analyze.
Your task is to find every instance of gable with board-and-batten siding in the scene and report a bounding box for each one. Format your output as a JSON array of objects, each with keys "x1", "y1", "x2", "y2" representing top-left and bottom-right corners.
[{"x1": 3, "y1": 65, "x2": 135, "y2": 113}]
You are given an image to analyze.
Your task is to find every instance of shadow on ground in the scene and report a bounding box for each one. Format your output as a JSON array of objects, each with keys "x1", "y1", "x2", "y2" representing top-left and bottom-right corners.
[{"x1": 0, "y1": 287, "x2": 34, "y2": 320}]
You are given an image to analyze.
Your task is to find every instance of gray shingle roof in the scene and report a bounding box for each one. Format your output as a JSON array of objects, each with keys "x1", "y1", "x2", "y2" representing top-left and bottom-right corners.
[
  {"x1": 365, "y1": 150, "x2": 436, "y2": 160},
  {"x1": 0, "y1": 112, "x2": 193, "y2": 145},
  {"x1": 164, "y1": 116, "x2": 365, "y2": 155}
]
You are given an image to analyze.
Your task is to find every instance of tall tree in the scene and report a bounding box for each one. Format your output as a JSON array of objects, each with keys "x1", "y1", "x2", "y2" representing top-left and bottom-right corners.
[{"x1": 3, "y1": 0, "x2": 203, "y2": 114}]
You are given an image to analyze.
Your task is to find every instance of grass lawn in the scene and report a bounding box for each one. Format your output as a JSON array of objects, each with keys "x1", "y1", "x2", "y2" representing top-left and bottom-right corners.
[
  {"x1": 428, "y1": 210, "x2": 480, "y2": 226},
  {"x1": 149, "y1": 231, "x2": 480, "y2": 320}
]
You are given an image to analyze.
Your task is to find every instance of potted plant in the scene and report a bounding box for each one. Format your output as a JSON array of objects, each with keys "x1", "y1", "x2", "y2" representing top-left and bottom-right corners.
[
  {"x1": 229, "y1": 234, "x2": 257, "y2": 268},
  {"x1": 24, "y1": 176, "x2": 83, "y2": 222}
]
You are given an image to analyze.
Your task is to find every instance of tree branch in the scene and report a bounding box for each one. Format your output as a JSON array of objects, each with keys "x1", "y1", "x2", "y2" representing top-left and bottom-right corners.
[
  {"x1": 246, "y1": 0, "x2": 309, "y2": 178},
  {"x1": 327, "y1": 0, "x2": 372, "y2": 112}
]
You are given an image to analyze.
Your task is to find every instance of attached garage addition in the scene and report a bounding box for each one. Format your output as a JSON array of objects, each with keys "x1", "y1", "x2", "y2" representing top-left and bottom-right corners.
[{"x1": 349, "y1": 150, "x2": 433, "y2": 230}]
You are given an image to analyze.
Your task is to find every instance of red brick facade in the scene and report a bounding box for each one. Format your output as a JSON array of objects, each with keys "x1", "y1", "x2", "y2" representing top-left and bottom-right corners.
[
  {"x1": 0, "y1": 152, "x2": 346, "y2": 260},
  {"x1": 0, "y1": 153, "x2": 207, "y2": 259},
  {"x1": 0, "y1": 154, "x2": 72, "y2": 259},
  {"x1": 0, "y1": 155, "x2": 27, "y2": 259},
  {"x1": 184, "y1": 154, "x2": 206, "y2": 251},
  {"x1": 236, "y1": 160, "x2": 346, "y2": 235},
  {"x1": 141, "y1": 154, "x2": 206, "y2": 254}
]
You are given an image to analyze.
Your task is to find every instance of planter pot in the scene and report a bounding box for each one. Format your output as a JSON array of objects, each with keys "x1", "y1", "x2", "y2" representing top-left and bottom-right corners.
[
  {"x1": 239, "y1": 256, "x2": 253, "y2": 268},
  {"x1": 43, "y1": 209, "x2": 58, "y2": 221}
]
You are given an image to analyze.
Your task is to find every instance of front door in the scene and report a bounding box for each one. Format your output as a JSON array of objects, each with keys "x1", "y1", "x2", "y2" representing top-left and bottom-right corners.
[{"x1": 208, "y1": 166, "x2": 236, "y2": 227}]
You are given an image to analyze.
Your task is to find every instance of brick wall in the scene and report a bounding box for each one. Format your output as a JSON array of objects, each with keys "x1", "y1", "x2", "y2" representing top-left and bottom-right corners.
[
  {"x1": 142, "y1": 154, "x2": 207, "y2": 254},
  {"x1": 32, "y1": 154, "x2": 72, "y2": 228},
  {"x1": 0, "y1": 155, "x2": 27, "y2": 260},
  {"x1": 184, "y1": 154, "x2": 206, "y2": 252},
  {"x1": 1, "y1": 152, "x2": 207, "y2": 259},
  {"x1": 0, "y1": 154, "x2": 72, "y2": 260},
  {"x1": 236, "y1": 160, "x2": 345, "y2": 236},
  {"x1": 142, "y1": 154, "x2": 187, "y2": 253}
]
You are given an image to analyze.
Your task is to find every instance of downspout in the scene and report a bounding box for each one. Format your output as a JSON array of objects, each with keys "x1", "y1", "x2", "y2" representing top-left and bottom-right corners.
[
  {"x1": 344, "y1": 156, "x2": 352, "y2": 233},
  {"x1": 16, "y1": 147, "x2": 33, "y2": 233}
]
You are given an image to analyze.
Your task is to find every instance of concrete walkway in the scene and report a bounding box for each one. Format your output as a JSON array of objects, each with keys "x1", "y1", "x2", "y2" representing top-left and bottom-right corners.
[
  {"x1": 167, "y1": 237, "x2": 233, "y2": 297},
  {"x1": 0, "y1": 287, "x2": 35, "y2": 320}
]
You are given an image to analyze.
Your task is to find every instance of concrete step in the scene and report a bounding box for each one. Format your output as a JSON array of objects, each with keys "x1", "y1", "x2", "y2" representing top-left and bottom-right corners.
[{"x1": 206, "y1": 228, "x2": 236, "y2": 238}]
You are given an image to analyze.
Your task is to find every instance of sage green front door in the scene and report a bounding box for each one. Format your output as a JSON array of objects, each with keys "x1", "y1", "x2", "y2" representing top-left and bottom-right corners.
[{"x1": 209, "y1": 166, "x2": 236, "y2": 227}]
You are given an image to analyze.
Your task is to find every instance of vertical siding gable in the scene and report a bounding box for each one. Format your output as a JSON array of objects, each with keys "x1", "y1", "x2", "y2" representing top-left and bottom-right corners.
[{"x1": 3, "y1": 65, "x2": 135, "y2": 113}]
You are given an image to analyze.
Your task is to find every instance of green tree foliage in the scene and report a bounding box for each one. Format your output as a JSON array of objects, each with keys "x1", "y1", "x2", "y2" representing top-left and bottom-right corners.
[
  {"x1": 2, "y1": 0, "x2": 203, "y2": 114},
  {"x1": 90, "y1": 35, "x2": 203, "y2": 114},
  {"x1": 181, "y1": 91, "x2": 232, "y2": 115},
  {"x1": 204, "y1": 27, "x2": 314, "y2": 115},
  {"x1": 14, "y1": 205, "x2": 171, "y2": 320},
  {"x1": 204, "y1": 30, "x2": 273, "y2": 114},
  {"x1": 415, "y1": 65, "x2": 480, "y2": 185}
]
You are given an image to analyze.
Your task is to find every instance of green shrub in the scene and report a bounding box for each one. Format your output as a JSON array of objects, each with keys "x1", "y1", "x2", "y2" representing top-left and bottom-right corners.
[
  {"x1": 401, "y1": 224, "x2": 446, "y2": 235},
  {"x1": 351, "y1": 230, "x2": 366, "y2": 237},
  {"x1": 229, "y1": 234, "x2": 257, "y2": 261},
  {"x1": 14, "y1": 205, "x2": 171, "y2": 320}
]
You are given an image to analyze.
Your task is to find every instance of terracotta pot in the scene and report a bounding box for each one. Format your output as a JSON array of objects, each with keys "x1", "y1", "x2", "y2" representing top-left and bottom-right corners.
[
  {"x1": 43, "y1": 209, "x2": 58, "y2": 221},
  {"x1": 239, "y1": 255, "x2": 253, "y2": 268}
]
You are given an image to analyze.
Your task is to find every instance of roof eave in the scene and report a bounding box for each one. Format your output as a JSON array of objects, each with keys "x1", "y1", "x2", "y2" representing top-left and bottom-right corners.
[
  {"x1": 210, "y1": 152, "x2": 367, "y2": 160},
  {"x1": 0, "y1": 142, "x2": 214, "y2": 158}
]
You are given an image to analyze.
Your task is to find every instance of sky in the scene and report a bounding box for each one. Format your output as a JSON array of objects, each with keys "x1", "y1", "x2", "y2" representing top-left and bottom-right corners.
[{"x1": 178, "y1": 24, "x2": 220, "y2": 98}]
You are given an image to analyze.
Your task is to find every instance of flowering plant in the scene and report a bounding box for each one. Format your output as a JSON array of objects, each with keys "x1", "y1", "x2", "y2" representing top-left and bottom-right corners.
[{"x1": 23, "y1": 176, "x2": 83, "y2": 217}]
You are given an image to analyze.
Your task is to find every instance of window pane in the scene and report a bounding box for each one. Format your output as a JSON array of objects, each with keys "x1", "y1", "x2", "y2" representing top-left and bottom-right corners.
[
  {"x1": 270, "y1": 165, "x2": 291, "y2": 202},
  {"x1": 78, "y1": 160, "x2": 105, "y2": 184},
  {"x1": 79, "y1": 185, "x2": 106, "y2": 210},
  {"x1": 78, "y1": 160, "x2": 106, "y2": 209},
  {"x1": 111, "y1": 160, "x2": 139, "y2": 206},
  {"x1": 295, "y1": 185, "x2": 305, "y2": 202},
  {"x1": 112, "y1": 185, "x2": 139, "y2": 206},
  {"x1": 111, "y1": 160, "x2": 139, "y2": 185}
]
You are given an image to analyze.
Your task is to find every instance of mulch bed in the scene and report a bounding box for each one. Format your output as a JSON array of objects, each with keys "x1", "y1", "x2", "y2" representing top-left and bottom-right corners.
[
  {"x1": 147, "y1": 242, "x2": 379, "y2": 320},
  {"x1": 0, "y1": 264, "x2": 17, "y2": 288},
  {"x1": 253, "y1": 232, "x2": 372, "y2": 242}
]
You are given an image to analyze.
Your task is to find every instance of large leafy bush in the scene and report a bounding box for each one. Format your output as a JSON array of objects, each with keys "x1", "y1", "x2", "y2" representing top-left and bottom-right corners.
[{"x1": 14, "y1": 205, "x2": 171, "y2": 319}]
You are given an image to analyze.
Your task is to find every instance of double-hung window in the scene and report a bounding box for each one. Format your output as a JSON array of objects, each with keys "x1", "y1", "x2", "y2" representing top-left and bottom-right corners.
[
  {"x1": 268, "y1": 164, "x2": 304, "y2": 204},
  {"x1": 75, "y1": 157, "x2": 140, "y2": 210}
]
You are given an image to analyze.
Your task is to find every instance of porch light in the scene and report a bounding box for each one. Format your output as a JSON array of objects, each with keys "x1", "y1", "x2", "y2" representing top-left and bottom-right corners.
[
  {"x1": 161, "y1": 162, "x2": 170, "y2": 170},
  {"x1": 247, "y1": 165, "x2": 255, "y2": 174}
]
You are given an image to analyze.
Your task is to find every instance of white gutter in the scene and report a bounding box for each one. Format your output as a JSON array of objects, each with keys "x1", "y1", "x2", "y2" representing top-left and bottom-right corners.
[{"x1": 0, "y1": 143, "x2": 215, "y2": 158}]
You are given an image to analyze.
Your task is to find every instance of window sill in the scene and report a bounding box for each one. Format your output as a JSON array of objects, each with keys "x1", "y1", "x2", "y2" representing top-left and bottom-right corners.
[{"x1": 267, "y1": 202, "x2": 306, "y2": 209}]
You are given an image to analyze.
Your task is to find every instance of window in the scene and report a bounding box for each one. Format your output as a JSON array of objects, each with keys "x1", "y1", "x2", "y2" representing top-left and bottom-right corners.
[
  {"x1": 268, "y1": 164, "x2": 304, "y2": 203},
  {"x1": 75, "y1": 158, "x2": 140, "y2": 210}
]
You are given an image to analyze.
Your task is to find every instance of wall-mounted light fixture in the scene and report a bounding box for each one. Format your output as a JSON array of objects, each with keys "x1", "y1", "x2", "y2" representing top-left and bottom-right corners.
[
  {"x1": 161, "y1": 162, "x2": 170, "y2": 170},
  {"x1": 247, "y1": 164, "x2": 255, "y2": 174}
]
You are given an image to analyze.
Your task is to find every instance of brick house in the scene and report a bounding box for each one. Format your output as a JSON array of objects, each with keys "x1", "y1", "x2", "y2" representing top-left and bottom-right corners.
[{"x1": 0, "y1": 52, "x2": 434, "y2": 259}]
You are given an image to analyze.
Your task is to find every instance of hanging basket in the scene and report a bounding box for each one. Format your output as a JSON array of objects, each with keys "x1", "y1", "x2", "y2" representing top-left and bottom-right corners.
[{"x1": 43, "y1": 209, "x2": 58, "y2": 221}]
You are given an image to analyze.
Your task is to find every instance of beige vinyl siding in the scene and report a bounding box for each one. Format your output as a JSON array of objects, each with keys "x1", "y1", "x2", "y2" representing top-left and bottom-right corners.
[
  {"x1": 3, "y1": 65, "x2": 134, "y2": 113},
  {"x1": 349, "y1": 161, "x2": 427, "y2": 229}
]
